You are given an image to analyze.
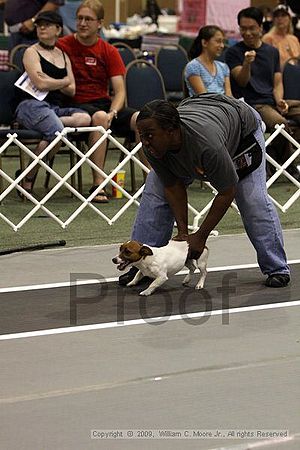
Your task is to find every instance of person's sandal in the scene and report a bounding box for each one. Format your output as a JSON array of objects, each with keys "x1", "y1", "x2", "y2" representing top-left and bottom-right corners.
[{"x1": 89, "y1": 185, "x2": 109, "y2": 203}]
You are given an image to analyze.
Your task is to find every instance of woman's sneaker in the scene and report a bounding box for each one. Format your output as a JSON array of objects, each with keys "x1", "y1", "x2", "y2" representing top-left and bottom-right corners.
[
  {"x1": 118, "y1": 267, "x2": 151, "y2": 286},
  {"x1": 265, "y1": 274, "x2": 290, "y2": 288},
  {"x1": 118, "y1": 267, "x2": 139, "y2": 286}
]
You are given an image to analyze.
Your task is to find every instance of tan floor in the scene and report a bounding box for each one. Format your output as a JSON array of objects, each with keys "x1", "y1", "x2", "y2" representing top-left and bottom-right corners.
[{"x1": 0, "y1": 230, "x2": 299, "y2": 450}]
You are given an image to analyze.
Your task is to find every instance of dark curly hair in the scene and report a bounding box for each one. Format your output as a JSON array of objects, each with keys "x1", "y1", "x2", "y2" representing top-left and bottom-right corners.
[{"x1": 136, "y1": 100, "x2": 181, "y2": 130}]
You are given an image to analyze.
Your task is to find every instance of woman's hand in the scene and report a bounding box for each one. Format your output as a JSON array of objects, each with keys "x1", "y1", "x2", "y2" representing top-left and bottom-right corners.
[
  {"x1": 172, "y1": 233, "x2": 189, "y2": 241},
  {"x1": 20, "y1": 19, "x2": 35, "y2": 34},
  {"x1": 187, "y1": 232, "x2": 206, "y2": 260},
  {"x1": 173, "y1": 231, "x2": 206, "y2": 259}
]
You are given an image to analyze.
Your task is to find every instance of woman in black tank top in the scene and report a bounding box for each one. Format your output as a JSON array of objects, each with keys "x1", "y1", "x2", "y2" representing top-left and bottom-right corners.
[{"x1": 15, "y1": 11, "x2": 90, "y2": 196}]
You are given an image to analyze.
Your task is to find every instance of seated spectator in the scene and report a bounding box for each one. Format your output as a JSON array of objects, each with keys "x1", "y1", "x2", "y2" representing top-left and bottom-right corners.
[
  {"x1": 15, "y1": 11, "x2": 90, "y2": 195},
  {"x1": 262, "y1": 4, "x2": 300, "y2": 68},
  {"x1": 259, "y1": 5, "x2": 273, "y2": 34},
  {"x1": 57, "y1": 0, "x2": 150, "y2": 203},
  {"x1": 59, "y1": 0, "x2": 80, "y2": 33},
  {"x1": 184, "y1": 25, "x2": 232, "y2": 97},
  {"x1": 4, "y1": 0, "x2": 65, "y2": 51},
  {"x1": 225, "y1": 6, "x2": 300, "y2": 181}
]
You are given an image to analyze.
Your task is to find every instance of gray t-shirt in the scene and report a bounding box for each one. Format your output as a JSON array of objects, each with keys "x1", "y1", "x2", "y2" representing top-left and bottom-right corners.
[{"x1": 145, "y1": 94, "x2": 258, "y2": 192}]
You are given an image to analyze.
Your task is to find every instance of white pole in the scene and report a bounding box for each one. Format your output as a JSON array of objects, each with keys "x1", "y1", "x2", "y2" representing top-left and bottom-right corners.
[{"x1": 115, "y1": 0, "x2": 120, "y2": 23}]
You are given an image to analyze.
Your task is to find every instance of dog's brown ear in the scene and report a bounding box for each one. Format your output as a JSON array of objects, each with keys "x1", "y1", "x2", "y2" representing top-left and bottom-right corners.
[{"x1": 140, "y1": 245, "x2": 153, "y2": 257}]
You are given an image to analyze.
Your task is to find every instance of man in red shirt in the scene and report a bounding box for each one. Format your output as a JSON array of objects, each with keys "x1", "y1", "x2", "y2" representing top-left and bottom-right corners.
[{"x1": 58, "y1": 0, "x2": 147, "y2": 202}]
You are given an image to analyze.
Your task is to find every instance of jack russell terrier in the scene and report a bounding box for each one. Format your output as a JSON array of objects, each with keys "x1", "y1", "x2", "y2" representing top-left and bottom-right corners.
[{"x1": 112, "y1": 239, "x2": 209, "y2": 296}]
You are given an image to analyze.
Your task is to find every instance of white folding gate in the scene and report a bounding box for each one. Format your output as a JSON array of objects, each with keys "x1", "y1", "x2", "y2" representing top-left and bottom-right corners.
[{"x1": 0, "y1": 124, "x2": 299, "y2": 232}]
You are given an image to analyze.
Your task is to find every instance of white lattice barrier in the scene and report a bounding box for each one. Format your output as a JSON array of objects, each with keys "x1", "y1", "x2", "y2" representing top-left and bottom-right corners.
[
  {"x1": 191, "y1": 124, "x2": 300, "y2": 230},
  {"x1": 0, "y1": 126, "x2": 206, "y2": 231},
  {"x1": 0, "y1": 124, "x2": 299, "y2": 232},
  {"x1": 265, "y1": 124, "x2": 300, "y2": 211}
]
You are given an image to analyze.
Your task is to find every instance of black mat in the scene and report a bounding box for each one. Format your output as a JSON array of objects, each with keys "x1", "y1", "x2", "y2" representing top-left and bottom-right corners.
[{"x1": 0, "y1": 264, "x2": 299, "y2": 335}]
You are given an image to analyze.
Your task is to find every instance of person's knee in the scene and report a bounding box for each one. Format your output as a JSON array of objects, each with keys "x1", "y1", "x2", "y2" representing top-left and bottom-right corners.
[
  {"x1": 74, "y1": 112, "x2": 91, "y2": 127},
  {"x1": 256, "y1": 107, "x2": 287, "y2": 130},
  {"x1": 38, "y1": 111, "x2": 64, "y2": 141},
  {"x1": 267, "y1": 114, "x2": 287, "y2": 129},
  {"x1": 92, "y1": 111, "x2": 109, "y2": 126}
]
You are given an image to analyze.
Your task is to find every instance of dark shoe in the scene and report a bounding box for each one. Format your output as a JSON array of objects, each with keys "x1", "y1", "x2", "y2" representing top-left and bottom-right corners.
[
  {"x1": 265, "y1": 274, "x2": 290, "y2": 288},
  {"x1": 118, "y1": 267, "x2": 152, "y2": 286},
  {"x1": 89, "y1": 186, "x2": 109, "y2": 203},
  {"x1": 118, "y1": 267, "x2": 139, "y2": 286}
]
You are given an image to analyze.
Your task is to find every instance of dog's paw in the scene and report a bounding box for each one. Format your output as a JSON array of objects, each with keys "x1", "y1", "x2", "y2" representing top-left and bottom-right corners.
[
  {"x1": 182, "y1": 273, "x2": 191, "y2": 286},
  {"x1": 195, "y1": 284, "x2": 204, "y2": 290},
  {"x1": 126, "y1": 281, "x2": 136, "y2": 287},
  {"x1": 139, "y1": 288, "x2": 152, "y2": 296}
]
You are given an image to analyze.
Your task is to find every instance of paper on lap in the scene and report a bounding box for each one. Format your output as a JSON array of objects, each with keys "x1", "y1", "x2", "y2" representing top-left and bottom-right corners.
[{"x1": 14, "y1": 72, "x2": 48, "y2": 101}]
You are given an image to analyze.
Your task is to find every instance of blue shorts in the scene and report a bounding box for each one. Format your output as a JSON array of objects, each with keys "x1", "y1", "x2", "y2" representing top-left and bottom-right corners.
[{"x1": 16, "y1": 99, "x2": 86, "y2": 141}]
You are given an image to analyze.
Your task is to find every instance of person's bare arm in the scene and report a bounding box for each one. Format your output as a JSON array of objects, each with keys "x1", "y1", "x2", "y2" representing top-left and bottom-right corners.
[
  {"x1": 23, "y1": 47, "x2": 70, "y2": 91},
  {"x1": 20, "y1": 1, "x2": 61, "y2": 34},
  {"x1": 273, "y1": 72, "x2": 288, "y2": 115},
  {"x1": 231, "y1": 50, "x2": 256, "y2": 87},
  {"x1": 187, "y1": 74, "x2": 207, "y2": 94},
  {"x1": 60, "y1": 53, "x2": 75, "y2": 97},
  {"x1": 164, "y1": 179, "x2": 236, "y2": 258},
  {"x1": 224, "y1": 76, "x2": 232, "y2": 96},
  {"x1": 108, "y1": 75, "x2": 126, "y2": 125},
  {"x1": 164, "y1": 179, "x2": 189, "y2": 239}
]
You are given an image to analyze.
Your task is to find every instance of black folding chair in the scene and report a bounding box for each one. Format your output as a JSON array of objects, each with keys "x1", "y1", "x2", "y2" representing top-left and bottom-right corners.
[
  {"x1": 112, "y1": 42, "x2": 137, "y2": 67},
  {"x1": 122, "y1": 59, "x2": 167, "y2": 191},
  {"x1": 9, "y1": 44, "x2": 30, "y2": 71},
  {"x1": 125, "y1": 59, "x2": 167, "y2": 109},
  {"x1": 155, "y1": 44, "x2": 188, "y2": 103},
  {"x1": 283, "y1": 57, "x2": 300, "y2": 100}
]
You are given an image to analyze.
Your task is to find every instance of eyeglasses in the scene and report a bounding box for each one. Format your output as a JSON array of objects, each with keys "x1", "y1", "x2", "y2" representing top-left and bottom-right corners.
[
  {"x1": 76, "y1": 16, "x2": 98, "y2": 24},
  {"x1": 239, "y1": 26, "x2": 260, "y2": 33}
]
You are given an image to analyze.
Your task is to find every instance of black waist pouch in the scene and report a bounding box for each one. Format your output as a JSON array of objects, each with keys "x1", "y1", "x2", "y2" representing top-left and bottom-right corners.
[{"x1": 233, "y1": 133, "x2": 262, "y2": 180}]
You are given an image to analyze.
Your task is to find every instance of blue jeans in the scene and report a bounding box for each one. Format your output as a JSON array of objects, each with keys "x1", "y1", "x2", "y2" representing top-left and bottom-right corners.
[
  {"x1": 16, "y1": 100, "x2": 85, "y2": 141},
  {"x1": 131, "y1": 111, "x2": 290, "y2": 276}
]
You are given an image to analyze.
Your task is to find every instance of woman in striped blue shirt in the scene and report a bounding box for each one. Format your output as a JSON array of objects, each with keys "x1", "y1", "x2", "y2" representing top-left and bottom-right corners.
[{"x1": 185, "y1": 25, "x2": 232, "y2": 97}]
